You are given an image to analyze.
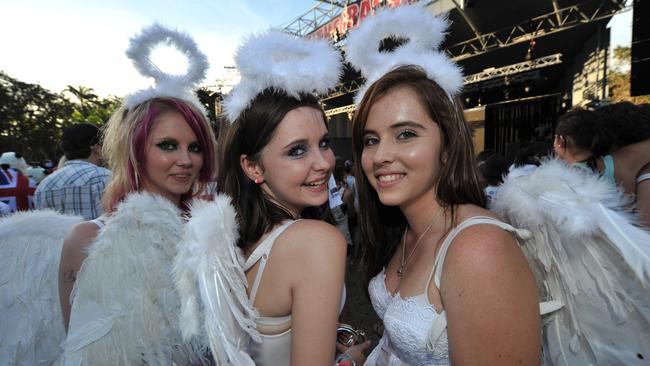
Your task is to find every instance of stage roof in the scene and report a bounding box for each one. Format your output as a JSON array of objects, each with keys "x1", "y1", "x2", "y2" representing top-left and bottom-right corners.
[{"x1": 282, "y1": 0, "x2": 627, "y2": 110}]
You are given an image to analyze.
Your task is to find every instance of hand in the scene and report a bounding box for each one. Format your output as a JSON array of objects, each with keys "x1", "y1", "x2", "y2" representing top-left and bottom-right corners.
[{"x1": 336, "y1": 340, "x2": 371, "y2": 365}]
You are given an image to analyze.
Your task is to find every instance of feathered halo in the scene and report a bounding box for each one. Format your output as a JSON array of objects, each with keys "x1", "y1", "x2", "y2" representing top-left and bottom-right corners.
[
  {"x1": 345, "y1": 2, "x2": 463, "y2": 104},
  {"x1": 125, "y1": 23, "x2": 209, "y2": 114},
  {"x1": 223, "y1": 30, "x2": 342, "y2": 123}
]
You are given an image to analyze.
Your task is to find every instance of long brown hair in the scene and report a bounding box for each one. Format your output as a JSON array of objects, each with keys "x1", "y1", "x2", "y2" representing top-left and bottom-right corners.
[
  {"x1": 351, "y1": 65, "x2": 486, "y2": 279},
  {"x1": 217, "y1": 88, "x2": 330, "y2": 250}
]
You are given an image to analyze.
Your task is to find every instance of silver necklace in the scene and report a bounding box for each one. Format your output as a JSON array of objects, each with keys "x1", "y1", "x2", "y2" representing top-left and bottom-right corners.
[{"x1": 397, "y1": 210, "x2": 443, "y2": 278}]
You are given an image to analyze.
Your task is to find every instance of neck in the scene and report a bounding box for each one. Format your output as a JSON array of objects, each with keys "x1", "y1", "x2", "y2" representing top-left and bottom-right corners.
[
  {"x1": 563, "y1": 147, "x2": 592, "y2": 165},
  {"x1": 401, "y1": 194, "x2": 445, "y2": 237}
]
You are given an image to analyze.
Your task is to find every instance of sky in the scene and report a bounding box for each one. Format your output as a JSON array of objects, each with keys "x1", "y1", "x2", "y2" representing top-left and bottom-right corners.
[
  {"x1": 0, "y1": 0, "x2": 633, "y2": 98},
  {"x1": 0, "y1": 0, "x2": 316, "y2": 97}
]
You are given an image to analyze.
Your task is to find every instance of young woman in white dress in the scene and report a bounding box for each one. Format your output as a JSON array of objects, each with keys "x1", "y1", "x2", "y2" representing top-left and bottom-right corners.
[
  {"x1": 341, "y1": 4, "x2": 541, "y2": 365},
  {"x1": 217, "y1": 30, "x2": 369, "y2": 366}
]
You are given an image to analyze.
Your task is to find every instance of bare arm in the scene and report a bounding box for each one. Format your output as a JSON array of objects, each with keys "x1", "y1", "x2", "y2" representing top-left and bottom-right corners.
[
  {"x1": 441, "y1": 225, "x2": 541, "y2": 365},
  {"x1": 289, "y1": 221, "x2": 347, "y2": 366},
  {"x1": 58, "y1": 221, "x2": 99, "y2": 331}
]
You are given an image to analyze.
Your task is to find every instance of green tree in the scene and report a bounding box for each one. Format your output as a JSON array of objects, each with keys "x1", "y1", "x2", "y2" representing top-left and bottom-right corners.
[
  {"x1": 0, "y1": 71, "x2": 120, "y2": 163},
  {"x1": 608, "y1": 46, "x2": 650, "y2": 103},
  {"x1": 63, "y1": 85, "x2": 120, "y2": 126}
]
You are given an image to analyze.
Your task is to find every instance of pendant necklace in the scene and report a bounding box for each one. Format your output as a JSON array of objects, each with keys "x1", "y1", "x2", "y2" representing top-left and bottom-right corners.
[{"x1": 397, "y1": 209, "x2": 444, "y2": 278}]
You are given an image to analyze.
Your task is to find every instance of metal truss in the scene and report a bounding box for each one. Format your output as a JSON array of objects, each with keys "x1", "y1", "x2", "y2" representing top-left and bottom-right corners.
[
  {"x1": 447, "y1": 0, "x2": 626, "y2": 61},
  {"x1": 324, "y1": 53, "x2": 562, "y2": 116},
  {"x1": 321, "y1": 53, "x2": 562, "y2": 101},
  {"x1": 282, "y1": 1, "x2": 346, "y2": 37},
  {"x1": 320, "y1": 78, "x2": 365, "y2": 101},
  {"x1": 463, "y1": 70, "x2": 542, "y2": 92},
  {"x1": 324, "y1": 104, "x2": 357, "y2": 117},
  {"x1": 464, "y1": 53, "x2": 562, "y2": 84}
]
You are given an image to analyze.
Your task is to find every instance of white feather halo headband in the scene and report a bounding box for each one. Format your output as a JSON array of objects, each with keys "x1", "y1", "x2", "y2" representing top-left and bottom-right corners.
[
  {"x1": 124, "y1": 23, "x2": 209, "y2": 114},
  {"x1": 345, "y1": 2, "x2": 463, "y2": 104},
  {"x1": 223, "y1": 30, "x2": 342, "y2": 123}
]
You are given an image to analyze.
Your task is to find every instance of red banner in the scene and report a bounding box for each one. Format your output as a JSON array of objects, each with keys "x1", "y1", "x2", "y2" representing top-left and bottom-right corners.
[{"x1": 308, "y1": 0, "x2": 411, "y2": 41}]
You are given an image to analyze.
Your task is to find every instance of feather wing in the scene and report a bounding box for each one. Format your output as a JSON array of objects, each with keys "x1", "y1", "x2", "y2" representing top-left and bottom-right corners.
[
  {"x1": 174, "y1": 195, "x2": 260, "y2": 366},
  {"x1": 61, "y1": 193, "x2": 209, "y2": 366},
  {"x1": 492, "y1": 159, "x2": 650, "y2": 365},
  {"x1": 0, "y1": 210, "x2": 82, "y2": 365}
]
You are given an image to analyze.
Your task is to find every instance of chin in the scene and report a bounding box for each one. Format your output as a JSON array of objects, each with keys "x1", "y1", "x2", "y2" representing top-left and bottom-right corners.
[{"x1": 376, "y1": 193, "x2": 405, "y2": 207}]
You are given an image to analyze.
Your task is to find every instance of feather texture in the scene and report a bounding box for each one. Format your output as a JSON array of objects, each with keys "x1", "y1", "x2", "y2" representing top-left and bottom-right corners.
[
  {"x1": 223, "y1": 30, "x2": 342, "y2": 122},
  {"x1": 0, "y1": 210, "x2": 83, "y2": 365},
  {"x1": 345, "y1": 2, "x2": 463, "y2": 104},
  {"x1": 492, "y1": 158, "x2": 650, "y2": 365},
  {"x1": 174, "y1": 195, "x2": 260, "y2": 365},
  {"x1": 124, "y1": 23, "x2": 209, "y2": 114},
  {"x1": 61, "y1": 192, "x2": 209, "y2": 366}
]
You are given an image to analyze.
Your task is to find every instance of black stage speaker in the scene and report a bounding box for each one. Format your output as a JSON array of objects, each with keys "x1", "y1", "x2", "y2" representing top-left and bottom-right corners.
[{"x1": 631, "y1": 0, "x2": 650, "y2": 96}]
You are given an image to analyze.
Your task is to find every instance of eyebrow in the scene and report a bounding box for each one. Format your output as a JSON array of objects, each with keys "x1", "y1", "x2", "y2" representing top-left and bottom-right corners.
[
  {"x1": 364, "y1": 120, "x2": 427, "y2": 134},
  {"x1": 155, "y1": 137, "x2": 178, "y2": 143},
  {"x1": 390, "y1": 120, "x2": 427, "y2": 130}
]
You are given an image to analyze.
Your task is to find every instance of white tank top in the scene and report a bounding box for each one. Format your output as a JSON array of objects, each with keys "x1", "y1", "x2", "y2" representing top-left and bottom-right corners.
[
  {"x1": 243, "y1": 220, "x2": 346, "y2": 366},
  {"x1": 365, "y1": 216, "x2": 527, "y2": 366}
]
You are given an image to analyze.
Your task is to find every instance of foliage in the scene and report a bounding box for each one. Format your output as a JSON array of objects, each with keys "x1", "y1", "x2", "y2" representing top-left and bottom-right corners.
[
  {"x1": 0, "y1": 71, "x2": 120, "y2": 163},
  {"x1": 196, "y1": 87, "x2": 225, "y2": 138},
  {"x1": 608, "y1": 46, "x2": 650, "y2": 104}
]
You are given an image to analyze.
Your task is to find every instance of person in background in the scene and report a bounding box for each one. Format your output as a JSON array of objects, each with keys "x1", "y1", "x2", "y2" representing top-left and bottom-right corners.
[
  {"x1": 477, "y1": 151, "x2": 508, "y2": 203},
  {"x1": 554, "y1": 105, "x2": 650, "y2": 226},
  {"x1": 0, "y1": 152, "x2": 36, "y2": 212},
  {"x1": 332, "y1": 156, "x2": 354, "y2": 248},
  {"x1": 35, "y1": 123, "x2": 111, "y2": 220}
]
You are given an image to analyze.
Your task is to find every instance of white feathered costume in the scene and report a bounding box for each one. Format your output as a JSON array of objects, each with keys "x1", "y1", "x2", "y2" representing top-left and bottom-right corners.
[
  {"x1": 0, "y1": 210, "x2": 83, "y2": 365},
  {"x1": 491, "y1": 158, "x2": 650, "y2": 365},
  {"x1": 1, "y1": 192, "x2": 258, "y2": 365},
  {"x1": 61, "y1": 192, "x2": 211, "y2": 365}
]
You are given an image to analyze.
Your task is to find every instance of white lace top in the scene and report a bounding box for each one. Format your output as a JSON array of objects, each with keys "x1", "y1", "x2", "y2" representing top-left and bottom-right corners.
[
  {"x1": 366, "y1": 270, "x2": 449, "y2": 366},
  {"x1": 365, "y1": 216, "x2": 524, "y2": 366}
]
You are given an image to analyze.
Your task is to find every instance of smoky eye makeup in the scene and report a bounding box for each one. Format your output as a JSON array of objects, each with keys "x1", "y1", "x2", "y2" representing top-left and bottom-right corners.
[
  {"x1": 287, "y1": 143, "x2": 308, "y2": 157},
  {"x1": 155, "y1": 138, "x2": 178, "y2": 151},
  {"x1": 188, "y1": 142, "x2": 202, "y2": 153},
  {"x1": 319, "y1": 135, "x2": 331, "y2": 149}
]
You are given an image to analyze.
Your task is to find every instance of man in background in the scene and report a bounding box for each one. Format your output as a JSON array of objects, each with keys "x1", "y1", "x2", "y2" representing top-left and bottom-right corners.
[{"x1": 35, "y1": 123, "x2": 111, "y2": 220}]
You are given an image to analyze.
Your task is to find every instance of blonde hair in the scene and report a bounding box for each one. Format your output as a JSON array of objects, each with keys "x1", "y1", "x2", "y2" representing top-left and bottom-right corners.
[{"x1": 101, "y1": 98, "x2": 217, "y2": 212}]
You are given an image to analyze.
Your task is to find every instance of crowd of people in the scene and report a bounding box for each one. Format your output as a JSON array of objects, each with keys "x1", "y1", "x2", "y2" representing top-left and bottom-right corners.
[{"x1": 1, "y1": 3, "x2": 649, "y2": 366}]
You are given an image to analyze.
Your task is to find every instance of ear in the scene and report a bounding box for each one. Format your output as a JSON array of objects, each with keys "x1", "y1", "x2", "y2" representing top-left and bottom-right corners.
[
  {"x1": 240, "y1": 154, "x2": 264, "y2": 182},
  {"x1": 555, "y1": 135, "x2": 566, "y2": 148}
]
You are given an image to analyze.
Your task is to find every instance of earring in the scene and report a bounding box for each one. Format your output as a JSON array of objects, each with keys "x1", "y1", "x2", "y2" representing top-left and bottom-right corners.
[{"x1": 254, "y1": 178, "x2": 263, "y2": 184}]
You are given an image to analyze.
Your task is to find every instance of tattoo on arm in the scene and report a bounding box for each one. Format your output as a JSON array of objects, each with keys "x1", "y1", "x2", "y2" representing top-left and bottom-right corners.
[{"x1": 64, "y1": 269, "x2": 76, "y2": 282}]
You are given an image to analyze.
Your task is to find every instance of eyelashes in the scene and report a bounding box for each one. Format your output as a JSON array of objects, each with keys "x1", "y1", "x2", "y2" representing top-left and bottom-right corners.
[
  {"x1": 286, "y1": 137, "x2": 331, "y2": 158},
  {"x1": 155, "y1": 139, "x2": 202, "y2": 153},
  {"x1": 363, "y1": 129, "x2": 418, "y2": 147}
]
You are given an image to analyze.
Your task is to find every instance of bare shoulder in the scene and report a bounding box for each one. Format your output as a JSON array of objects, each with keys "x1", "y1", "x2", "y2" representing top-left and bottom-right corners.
[
  {"x1": 444, "y1": 206, "x2": 527, "y2": 281},
  {"x1": 279, "y1": 219, "x2": 347, "y2": 251},
  {"x1": 274, "y1": 219, "x2": 347, "y2": 269},
  {"x1": 62, "y1": 221, "x2": 100, "y2": 255},
  {"x1": 616, "y1": 139, "x2": 650, "y2": 168}
]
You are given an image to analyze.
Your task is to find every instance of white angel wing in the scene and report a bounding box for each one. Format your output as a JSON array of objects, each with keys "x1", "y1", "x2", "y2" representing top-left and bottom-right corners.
[
  {"x1": 174, "y1": 195, "x2": 260, "y2": 366},
  {"x1": 61, "y1": 193, "x2": 210, "y2": 366},
  {"x1": 0, "y1": 210, "x2": 83, "y2": 365},
  {"x1": 492, "y1": 159, "x2": 650, "y2": 365}
]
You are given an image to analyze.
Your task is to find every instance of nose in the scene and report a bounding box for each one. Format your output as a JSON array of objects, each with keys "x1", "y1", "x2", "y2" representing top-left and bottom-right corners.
[
  {"x1": 312, "y1": 148, "x2": 332, "y2": 172},
  {"x1": 372, "y1": 138, "x2": 394, "y2": 166},
  {"x1": 176, "y1": 148, "x2": 193, "y2": 168}
]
